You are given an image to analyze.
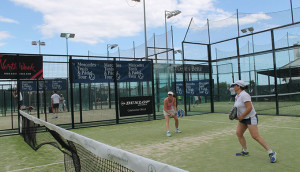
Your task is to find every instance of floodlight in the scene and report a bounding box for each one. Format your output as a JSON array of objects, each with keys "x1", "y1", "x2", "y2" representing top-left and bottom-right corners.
[
  {"x1": 60, "y1": 33, "x2": 67, "y2": 38},
  {"x1": 110, "y1": 44, "x2": 118, "y2": 49},
  {"x1": 69, "y1": 33, "x2": 75, "y2": 38},
  {"x1": 40, "y1": 42, "x2": 46, "y2": 46},
  {"x1": 241, "y1": 29, "x2": 247, "y2": 33},
  {"x1": 32, "y1": 41, "x2": 37, "y2": 45},
  {"x1": 174, "y1": 50, "x2": 182, "y2": 54},
  {"x1": 173, "y1": 10, "x2": 181, "y2": 16},
  {"x1": 248, "y1": 27, "x2": 254, "y2": 32},
  {"x1": 131, "y1": 0, "x2": 140, "y2": 2}
]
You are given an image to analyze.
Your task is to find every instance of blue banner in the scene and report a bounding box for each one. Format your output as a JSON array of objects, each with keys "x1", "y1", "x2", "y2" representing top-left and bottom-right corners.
[
  {"x1": 20, "y1": 81, "x2": 36, "y2": 92},
  {"x1": 21, "y1": 79, "x2": 67, "y2": 92},
  {"x1": 174, "y1": 79, "x2": 211, "y2": 96},
  {"x1": 72, "y1": 60, "x2": 152, "y2": 83}
]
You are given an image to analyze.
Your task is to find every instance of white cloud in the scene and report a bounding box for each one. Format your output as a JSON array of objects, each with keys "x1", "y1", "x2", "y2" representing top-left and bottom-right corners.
[
  {"x1": 239, "y1": 13, "x2": 271, "y2": 25},
  {"x1": 0, "y1": 16, "x2": 19, "y2": 24},
  {"x1": 0, "y1": 31, "x2": 12, "y2": 46},
  {"x1": 0, "y1": 31, "x2": 12, "y2": 40},
  {"x1": 10, "y1": 0, "x2": 272, "y2": 45}
]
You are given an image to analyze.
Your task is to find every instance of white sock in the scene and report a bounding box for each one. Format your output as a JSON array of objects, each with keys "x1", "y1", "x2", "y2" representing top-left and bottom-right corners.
[
  {"x1": 267, "y1": 149, "x2": 273, "y2": 154},
  {"x1": 243, "y1": 148, "x2": 248, "y2": 152}
]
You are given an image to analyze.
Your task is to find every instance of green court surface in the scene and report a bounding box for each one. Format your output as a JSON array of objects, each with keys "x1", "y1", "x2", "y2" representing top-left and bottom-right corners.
[{"x1": 1, "y1": 113, "x2": 300, "y2": 172}]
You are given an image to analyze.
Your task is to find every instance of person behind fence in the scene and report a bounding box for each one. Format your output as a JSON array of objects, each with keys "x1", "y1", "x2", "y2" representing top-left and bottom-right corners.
[
  {"x1": 51, "y1": 91, "x2": 60, "y2": 119},
  {"x1": 59, "y1": 94, "x2": 65, "y2": 112},
  {"x1": 12, "y1": 91, "x2": 23, "y2": 110},
  {"x1": 193, "y1": 96, "x2": 199, "y2": 107},
  {"x1": 163, "y1": 91, "x2": 181, "y2": 137},
  {"x1": 229, "y1": 85, "x2": 236, "y2": 103},
  {"x1": 177, "y1": 95, "x2": 182, "y2": 105},
  {"x1": 232, "y1": 80, "x2": 277, "y2": 163}
]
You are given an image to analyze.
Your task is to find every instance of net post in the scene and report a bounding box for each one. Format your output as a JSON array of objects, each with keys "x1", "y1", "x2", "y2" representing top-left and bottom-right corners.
[
  {"x1": 17, "y1": 54, "x2": 21, "y2": 134},
  {"x1": 43, "y1": 80, "x2": 47, "y2": 121},
  {"x1": 79, "y1": 83, "x2": 83, "y2": 123},
  {"x1": 69, "y1": 56, "x2": 75, "y2": 128},
  {"x1": 271, "y1": 29, "x2": 279, "y2": 115},
  {"x1": 182, "y1": 42, "x2": 187, "y2": 116},
  {"x1": 113, "y1": 57, "x2": 119, "y2": 124},
  {"x1": 150, "y1": 59, "x2": 156, "y2": 120},
  {"x1": 36, "y1": 78, "x2": 40, "y2": 118},
  {"x1": 207, "y1": 44, "x2": 214, "y2": 113}
]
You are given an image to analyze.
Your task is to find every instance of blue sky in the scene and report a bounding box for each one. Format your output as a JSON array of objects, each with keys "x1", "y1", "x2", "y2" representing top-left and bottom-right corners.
[{"x1": 0, "y1": 0, "x2": 299, "y2": 57}]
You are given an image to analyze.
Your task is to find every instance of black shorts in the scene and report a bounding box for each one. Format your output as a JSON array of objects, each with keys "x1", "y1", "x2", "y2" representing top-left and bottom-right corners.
[
  {"x1": 231, "y1": 95, "x2": 235, "y2": 98},
  {"x1": 240, "y1": 114, "x2": 258, "y2": 125},
  {"x1": 53, "y1": 104, "x2": 59, "y2": 108}
]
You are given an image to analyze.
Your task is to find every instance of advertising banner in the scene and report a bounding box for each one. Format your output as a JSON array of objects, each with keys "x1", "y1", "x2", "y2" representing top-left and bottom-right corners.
[
  {"x1": 21, "y1": 79, "x2": 66, "y2": 92},
  {"x1": 72, "y1": 60, "x2": 152, "y2": 83},
  {"x1": 175, "y1": 64, "x2": 209, "y2": 73},
  {"x1": 119, "y1": 96, "x2": 153, "y2": 117},
  {"x1": 0, "y1": 54, "x2": 43, "y2": 79},
  {"x1": 174, "y1": 79, "x2": 211, "y2": 96}
]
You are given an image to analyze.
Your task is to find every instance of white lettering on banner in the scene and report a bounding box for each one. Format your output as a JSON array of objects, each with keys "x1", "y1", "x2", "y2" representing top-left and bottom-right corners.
[
  {"x1": 77, "y1": 62, "x2": 97, "y2": 67},
  {"x1": 199, "y1": 82, "x2": 209, "y2": 94},
  {"x1": 104, "y1": 63, "x2": 114, "y2": 80},
  {"x1": 125, "y1": 100, "x2": 150, "y2": 106},
  {"x1": 77, "y1": 62, "x2": 96, "y2": 81},
  {"x1": 52, "y1": 82, "x2": 62, "y2": 90},
  {"x1": 128, "y1": 63, "x2": 144, "y2": 68},
  {"x1": 22, "y1": 82, "x2": 34, "y2": 91},
  {"x1": 128, "y1": 63, "x2": 145, "y2": 80}
]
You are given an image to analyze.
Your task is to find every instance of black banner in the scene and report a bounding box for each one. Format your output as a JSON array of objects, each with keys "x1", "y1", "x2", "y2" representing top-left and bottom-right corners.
[
  {"x1": 119, "y1": 96, "x2": 153, "y2": 117},
  {"x1": 0, "y1": 54, "x2": 43, "y2": 79}
]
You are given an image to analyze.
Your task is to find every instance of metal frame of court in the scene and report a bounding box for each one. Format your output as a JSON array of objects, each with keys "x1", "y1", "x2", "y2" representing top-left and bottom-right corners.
[
  {"x1": 1, "y1": 5, "x2": 300, "y2": 136},
  {"x1": 182, "y1": 6, "x2": 300, "y2": 116}
]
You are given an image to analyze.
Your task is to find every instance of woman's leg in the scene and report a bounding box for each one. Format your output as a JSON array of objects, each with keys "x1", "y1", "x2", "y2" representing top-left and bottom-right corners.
[
  {"x1": 174, "y1": 115, "x2": 179, "y2": 128},
  {"x1": 236, "y1": 122, "x2": 248, "y2": 149},
  {"x1": 164, "y1": 115, "x2": 170, "y2": 131},
  {"x1": 248, "y1": 125, "x2": 270, "y2": 151}
]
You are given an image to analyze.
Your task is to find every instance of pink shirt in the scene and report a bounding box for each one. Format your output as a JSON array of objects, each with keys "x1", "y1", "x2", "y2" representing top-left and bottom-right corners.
[{"x1": 164, "y1": 97, "x2": 174, "y2": 110}]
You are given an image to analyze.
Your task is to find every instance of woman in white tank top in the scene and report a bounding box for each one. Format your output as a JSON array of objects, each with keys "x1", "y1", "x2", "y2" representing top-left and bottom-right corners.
[{"x1": 232, "y1": 80, "x2": 277, "y2": 163}]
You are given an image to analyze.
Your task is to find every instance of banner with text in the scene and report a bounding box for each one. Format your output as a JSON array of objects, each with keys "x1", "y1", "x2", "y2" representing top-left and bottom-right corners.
[
  {"x1": 20, "y1": 79, "x2": 67, "y2": 92},
  {"x1": 175, "y1": 64, "x2": 209, "y2": 73},
  {"x1": 119, "y1": 96, "x2": 153, "y2": 117},
  {"x1": 0, "y1": 54, "x2": 43, "y2": 79},
  {"x1": 72, "y1": 60, "x2": 152, "y2": 83},
  {"x1": 174, "y1": 79, "x2": 211, "y2": 96}
]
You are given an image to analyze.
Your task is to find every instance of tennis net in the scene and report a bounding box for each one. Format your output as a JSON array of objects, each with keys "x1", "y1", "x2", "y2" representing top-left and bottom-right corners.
[{"x1": 19, "y1": 110, "x2": 187, "y2": 172}]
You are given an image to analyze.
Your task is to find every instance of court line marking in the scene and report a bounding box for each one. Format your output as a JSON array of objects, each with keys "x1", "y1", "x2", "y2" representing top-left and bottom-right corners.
[
  {"x1": 180, "y1": 118, "x2": 300, "y2": 130},
  {"x1": 7, "y1": 162, "x2": 64, "y2": 172}
]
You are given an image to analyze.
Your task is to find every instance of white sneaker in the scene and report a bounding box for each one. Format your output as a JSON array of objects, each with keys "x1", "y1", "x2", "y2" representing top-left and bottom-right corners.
[
  {"x1": 52, "y1": 114, "x2": 58, "y2": 119},
  {"x1": 175, "y1": 128, "x2": 182, "y2": 133},
  {"x1": 167, "y1": 131, "x2": 171, "y2": 137}
]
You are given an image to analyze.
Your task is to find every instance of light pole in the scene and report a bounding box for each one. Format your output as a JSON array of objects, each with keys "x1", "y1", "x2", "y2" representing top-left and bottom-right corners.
[
  {"x1": 165, "y1": 10, "x2": 181, "y2": 63},
  {"x1": 241, "y1": 27, "x2": 256, "y2": 95},
  {"x1": 31, "y1": 40, "x2": 45, "y2": 54},
  {"x1": 131, "y1": 0, "x2": 148, "y2": 60},
  {"x1": 106, "y1": 43, "x2": 118, "y2": 109},
  {"x1": 107, "y1": 44, "x2": 118, "y2": 58},
  {"x1": 60, "y1": 33, "x2": 75, "y2": 77}
]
